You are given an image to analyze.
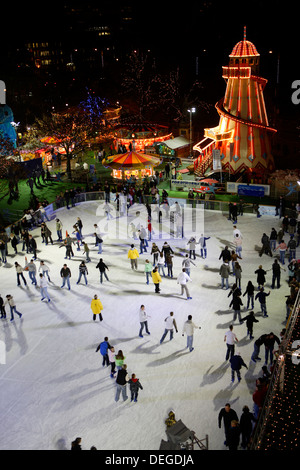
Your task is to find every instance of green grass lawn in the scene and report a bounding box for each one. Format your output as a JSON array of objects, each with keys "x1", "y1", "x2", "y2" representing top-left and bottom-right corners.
[{"x1": 0, "y1": 149, "x2": 278, "y2": 227}]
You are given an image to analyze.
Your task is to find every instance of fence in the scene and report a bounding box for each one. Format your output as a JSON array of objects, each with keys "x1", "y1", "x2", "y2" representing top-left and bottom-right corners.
[{"x1": 249, "y1": 289, "x2": 300, "y2": 450}]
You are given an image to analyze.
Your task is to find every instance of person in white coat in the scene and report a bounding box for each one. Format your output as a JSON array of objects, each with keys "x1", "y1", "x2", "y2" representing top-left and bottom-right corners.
[
  {"x1": 182, "y1": 315, "x2": 201, "y2": 352},
  {"x1": 160, "y1": 312, "x2": 178, "y2": 343},
  {"x1": 39, "y1": 273, "x2": 51, "y2": 302},
  {"x1": 39, "y1": 260, "x2": 51, "y2": 281},
  {"x1": 5, "y1": 295, "x2": 22, "y2": 321},
  {"x1": 139, "y1": 305, "x2": 150, "y2": 337},
  {"x1": 177, "y1": 268, "x2": 192, "y2": 299}
]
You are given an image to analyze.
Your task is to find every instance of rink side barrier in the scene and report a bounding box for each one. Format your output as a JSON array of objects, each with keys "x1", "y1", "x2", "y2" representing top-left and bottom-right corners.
[
  {"x1": 3, "y1": 190, "x2": 280, "y2": 238},
  {"x1": 249, "y1": 289, "x2": 300, "y2": 450}
]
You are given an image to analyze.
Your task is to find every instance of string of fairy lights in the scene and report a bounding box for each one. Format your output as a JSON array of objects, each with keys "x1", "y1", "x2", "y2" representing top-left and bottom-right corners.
[{"x1": 251, "y1": 303, "x2": 300, "y2": 450}]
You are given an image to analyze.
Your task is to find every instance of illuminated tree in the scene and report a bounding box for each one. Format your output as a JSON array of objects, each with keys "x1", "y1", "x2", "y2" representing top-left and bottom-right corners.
[
  {"x1": 152, "y1": 71, "x2": 211, "y2": 122},
  {"x1": 121, "y1": 51, "x2": 156, "y2": 119},
  {"x1": 33, "y1": 95, "x2": 108, "y2": 179},
  {"x1": 0, "y1": 132, "x2": 17, "y2": 198}
]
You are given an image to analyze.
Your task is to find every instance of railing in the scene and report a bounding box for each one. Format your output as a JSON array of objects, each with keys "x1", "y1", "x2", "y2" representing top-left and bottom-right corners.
[{"x1": 249, "y1": 289, "x2": 300, "y2": 449}]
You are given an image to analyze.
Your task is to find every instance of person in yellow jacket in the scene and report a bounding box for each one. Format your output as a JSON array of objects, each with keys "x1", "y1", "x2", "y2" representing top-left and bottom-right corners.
[
  {"x1": 91, "y1": 294, "x2": 103, "y2": 321},
  {"x1": 128, "y1": 244, "x2": 139, "y2": 270},
  {"x1": 151, "y1": 267, "x2": 162, "y2": 293}
]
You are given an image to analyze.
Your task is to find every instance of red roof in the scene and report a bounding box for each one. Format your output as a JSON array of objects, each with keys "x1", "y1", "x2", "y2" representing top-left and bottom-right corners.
[{"x1": 229, "y1": 40, "x2": 259, "y2": 57}]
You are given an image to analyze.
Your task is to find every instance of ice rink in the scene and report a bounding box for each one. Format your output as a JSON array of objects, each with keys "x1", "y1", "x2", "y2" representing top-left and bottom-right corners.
[{"x1": 0, "y1": 200, "x2": 290, "y2": 450}]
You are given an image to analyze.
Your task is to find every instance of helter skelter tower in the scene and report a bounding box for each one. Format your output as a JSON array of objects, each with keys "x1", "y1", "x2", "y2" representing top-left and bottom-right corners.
[{"x1": 193, "y1": 27, "x2": 277, "y2": 176}]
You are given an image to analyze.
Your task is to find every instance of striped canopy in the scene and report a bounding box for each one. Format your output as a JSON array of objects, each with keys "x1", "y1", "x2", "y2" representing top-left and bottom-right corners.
[{"x1": 103, "y1": 151, "x2": 161, "y2": 169}]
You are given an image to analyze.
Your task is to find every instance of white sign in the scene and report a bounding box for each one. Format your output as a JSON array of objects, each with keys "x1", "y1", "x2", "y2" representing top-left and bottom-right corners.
[{"x1": 213, "y1": 149, "x2": 221, "y2": 170}]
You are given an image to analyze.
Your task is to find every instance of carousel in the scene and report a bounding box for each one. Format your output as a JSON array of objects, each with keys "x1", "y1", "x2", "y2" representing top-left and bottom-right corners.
[
  {"x1": 102, "y1": 150, "x2": 162, "y2": 180},
  {"x1": 113, "y1": 122, "x2": 172, "y2": 153}
]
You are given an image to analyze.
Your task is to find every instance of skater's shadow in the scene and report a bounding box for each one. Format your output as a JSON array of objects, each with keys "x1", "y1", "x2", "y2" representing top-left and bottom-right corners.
[
  {"x1": 130, "y1": 341, "x2": 160, "y2": 355},
  {"x1": 215, "y1": 321, "x2": 235, "y2": 330},
  {"x1": 147, "y1": 348, "x2": 189, "y2": 367},
  {"x1": 215, "y1": 309, "x2": 232, "y2": 316},
  {"x1": 55, "y1": 438, "x2": 68, "y2": 450},
  {"x1": 212, "y1": 388, "x2": 240, "y2": 412},
  {"x1": 216, "y1": 237, "x2": 234, "y2": 247},
  {"x1": 2, "y1": 262, "x2": 13, "y2": 268},
  {"x1": 201, "y1": 283, "x2": 220, "y2": 289},
  {"x1": 203, "y1": 266, "x2": 220, "y2": 273},
  {"x1": 200, "y1": 362, "x2": 230, "y2": 387},
  {"x1": 19, "y1": 285, "x2": 36, "y2": 299},
  {"x1": 244, "y1": 361, "x2": 257, "y2": 392}
]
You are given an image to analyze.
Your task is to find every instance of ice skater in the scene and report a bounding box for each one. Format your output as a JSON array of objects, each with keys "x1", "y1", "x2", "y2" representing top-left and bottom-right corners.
[
  {"x1": 218, "y1": 403, "x2": 238, "y2": 447},
  {"x1": 198, "y1": 234, "x2": 210, "y2": 259},
  {"x1": 129, "y1": 373, "x2": 143, "y2": 402},
  {"x1": 77, "y1": 261, "x2": 88, "y2": 285},
  {"x1": 0, "y1": 294, "x2": 6, "y2": 319},
  {"x1": 229, "y1": 293, "x2": 243, "y2": 324},
  {"x1": 182, "y1": 254, "x2": 196, "y2": 278},
  {"x1": 108, "y1": 346, "x2": 116, "y2": 378},
  {"x1": 224, "y1": 325, "x2": 239, "y2": 361},
  {"x1": 182, "y1": 314, "x2": 201, "y2": 352},
  {"x1": 160, "y1": 312, "x2": 178, "y2": 343},
  {"x1": 139, "y1": 304, "x2": 150, "y2": 337},
  {"x1": 60, "y1": 264, "x2": 71, "y2": 290},
  {"x1": 151, "y1": 266, "x2": 162, "y2": 293},
  {"x1": 251, "y1": 333, "x2": 269, "y2": 363},
  {"x1": 39, "y1": 260, "x2": 51, "y2": 281},
  {"x1": 28, "y1": 235, "x2": 37, "y2": 259},
  {"x1": 15, "y1": 262, "x2": 27, "y2": 286},
  {"x1": 25, "y1": 257, "x2": 37, "y2": 285},
  {"x1": 230, "y1": 352, "x2": 248, "y2": 383},
  {"x1": 144, "y1": 259, "x2": 153, "y2": 285},
  {"x1": 177, "y1": 268, "x2": 192, "y2": 299},
  {"x1": 255, "y1": 288, "x2": 270, "y2": 317},
  {"x1": 5, "y1": 295, "x2": 22, "y2": 322},
  {"x1": 240, "y1": 311, "x2": 259, "y2": 339},
  {"x1": 96, "y1": 258, "x2": 109, "y2": 283},
  {"x1": 254, "y1": 265, "x2": 267, "y2": 290},
  {"x1": 96, "y1": 336, "x2": 112, "y2": 367},
  {"x1": 39, "y1": 273, "x2": 51, "y2": 302},
  {"x1": 90, "y1": 294, "x2": 103, "y2": 321},
  {"x1": 243, "y1": 281, "x2": 255, "y2": 310},
  {"x1": 187, "y1": 237, "x2": 197, "y2": 260},
  {"x1": 115, "y1": 365, "x2": 129, "y2": 402},
  {"x1": 56, "y1": 218, "x2": 63, "y2": 241},
  {"x1": 128, "y1": 244, "x2": 139, "y2": 270},
  {"x1": 219, "y1": 260, "x2": 230, "y2": 289},
  {"x1": 82, "y1": 242, "x2": 91, "y2": 263}
]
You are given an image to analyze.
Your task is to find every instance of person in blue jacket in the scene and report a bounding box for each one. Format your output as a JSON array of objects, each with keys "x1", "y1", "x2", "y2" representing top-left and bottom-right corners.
[{"x1": 96, "y1": 336, "x2": 112, "y2": 367}]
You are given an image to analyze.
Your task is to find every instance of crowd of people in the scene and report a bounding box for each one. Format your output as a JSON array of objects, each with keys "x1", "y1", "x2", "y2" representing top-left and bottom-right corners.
[{"x1": 0, "y1": 181, "x2": 298, "y2": 451}]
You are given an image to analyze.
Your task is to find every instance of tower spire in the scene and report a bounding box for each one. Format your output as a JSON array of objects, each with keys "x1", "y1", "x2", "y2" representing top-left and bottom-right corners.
[{"x1": 243, "y1": 25, "x2": 247, "y2": 41}]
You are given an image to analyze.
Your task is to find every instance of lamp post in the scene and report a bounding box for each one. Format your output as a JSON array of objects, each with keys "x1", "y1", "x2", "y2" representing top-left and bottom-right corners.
[{"x1": 188, "y1": 107, "x2": 196, "y2": 158}]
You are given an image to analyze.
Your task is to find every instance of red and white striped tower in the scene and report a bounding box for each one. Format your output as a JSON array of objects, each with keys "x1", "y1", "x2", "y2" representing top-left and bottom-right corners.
[{"x1": 193, "y1": 27, "x2": 276, "y2": 176}]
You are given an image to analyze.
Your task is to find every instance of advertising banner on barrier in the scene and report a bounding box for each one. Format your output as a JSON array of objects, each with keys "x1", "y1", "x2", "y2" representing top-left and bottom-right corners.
[{"x1": 226, "y1": 182, "x2": 270, "y2": 196}]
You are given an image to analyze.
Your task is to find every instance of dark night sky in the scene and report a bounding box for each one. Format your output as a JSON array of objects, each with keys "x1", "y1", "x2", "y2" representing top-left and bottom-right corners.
[
  {"x1": 1, "y1": 1, "x2": 299, "y2": 110},
  {"x1": 1, "y1": 1, "x2": 295, "y2": 54}
]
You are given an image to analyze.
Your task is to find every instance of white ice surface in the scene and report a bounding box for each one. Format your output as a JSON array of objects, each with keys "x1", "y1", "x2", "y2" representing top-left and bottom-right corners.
[{"x1": 0, "y1": 201, "x2": 290, "y2": 450}]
